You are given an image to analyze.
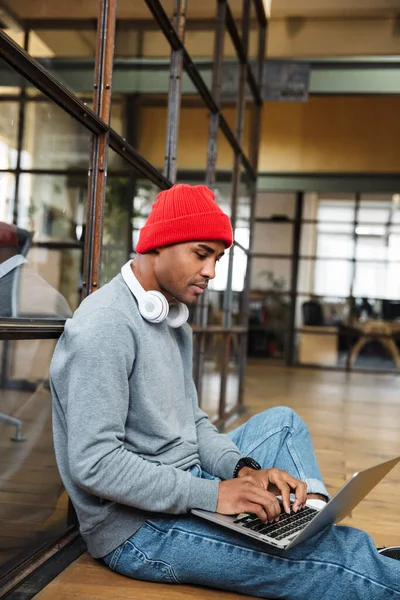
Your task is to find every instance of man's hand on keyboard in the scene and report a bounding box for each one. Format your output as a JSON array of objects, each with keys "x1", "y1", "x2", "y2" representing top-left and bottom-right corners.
[
  {"x1": 216, "y1": 477, "x2": 282, "y2": 523},
  {"x1": 237, "y1": 467, "x2": 307, "y2": 515}
]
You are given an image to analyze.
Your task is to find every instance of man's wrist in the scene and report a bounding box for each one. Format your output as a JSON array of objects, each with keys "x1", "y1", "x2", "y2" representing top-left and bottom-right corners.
[
  {"x1": 237, "y1": 466, "x2": 256, "y2": 478},
  {"x1": 233, "y1": 457, "x2": 262, "y2": 478}
]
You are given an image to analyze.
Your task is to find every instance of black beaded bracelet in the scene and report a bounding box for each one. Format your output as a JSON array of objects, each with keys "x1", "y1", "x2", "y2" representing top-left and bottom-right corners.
[{"x1": 233, "y1": 457, "x2": 262, "y2": 478}]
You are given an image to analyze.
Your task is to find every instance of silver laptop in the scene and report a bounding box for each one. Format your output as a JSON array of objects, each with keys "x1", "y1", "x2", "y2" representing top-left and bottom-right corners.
[{"x1": 191, "y1": 456, "x2": 400, "y2": 550}]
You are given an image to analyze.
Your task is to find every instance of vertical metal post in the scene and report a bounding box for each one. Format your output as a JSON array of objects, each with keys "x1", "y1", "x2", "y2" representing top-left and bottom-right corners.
[
  {"x1": 12, "y1": 30, "x2": 29, "y2": 226},
  {"x1": 164, "y1": 0, "x2": 187, "y2": 183},
  {"x1": 286, "y1": 191, "x2": 303, "y2": 365},
  {"x1": 194, "y1": 0, "x2": 227, "y2": 403},
  {"x1": 205, "y1": 0, "x2": 226, "y2": 187},
  {"x1": 224, "y1": 0, "x2": 251, "y2": 330},
  {"x1": 126, "y1": 93, "x2": 140, "y2": 258},
  {"x1": 238, "y1": 20, "x2": 267, "y2": 406},
  {"x1": 82, "y1": 0, "x2": 117, "y2": 299},
  {"x1": 218, "y1": 333, "x2": 231, "y2": 422},
  {"x1": 218, "y1": 0, "x2": 251, "y2": 422},
  {"x1": 346, "y1": 192, "x2": 360, "y2": 371}
]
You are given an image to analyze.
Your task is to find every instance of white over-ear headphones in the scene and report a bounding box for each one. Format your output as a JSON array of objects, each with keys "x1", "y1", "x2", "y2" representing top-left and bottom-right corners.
[{"x1": 121, "y1": 260, "x2": 189, "y2": 328}]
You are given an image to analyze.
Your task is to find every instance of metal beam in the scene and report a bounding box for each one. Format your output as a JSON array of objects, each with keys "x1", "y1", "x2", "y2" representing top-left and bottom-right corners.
[
  {"x1": 286, "y1": 191, "x2": 303, "y2": 366},
  {"x1": 206, "y1": 0, "x2": 226, "y2": 188},
  {"x1": 82, "y1": 0, "x2": 117, "y2": 299},
  {"x1": 224, "y1": 0, "x2": 252, "y2": 330},
  {"x1": 257, "y1": 173, "x2": 400, "y2": 192},
  {"x1": 2, "y1": 56, "x2": 398, "y2": 95},
  {"x1": 24, "y1": 17, "x2": 260, "y2": 32},
  {"x1": 164, "y1": 0, "x2": 187, "y2": 183},
  {"x1": 238, "y1": 19, "x2": 267, "y2": 406}
]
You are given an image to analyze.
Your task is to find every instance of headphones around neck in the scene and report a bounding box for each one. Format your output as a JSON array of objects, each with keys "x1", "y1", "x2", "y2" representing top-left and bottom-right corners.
[{"x1": 121, "y1": 260, "x2": 189, "y2": 328}]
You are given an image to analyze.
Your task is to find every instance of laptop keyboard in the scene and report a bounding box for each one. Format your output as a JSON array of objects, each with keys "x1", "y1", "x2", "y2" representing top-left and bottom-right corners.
[{"x1": 233, "y1": 504, "x2": 318, "y2": 541}]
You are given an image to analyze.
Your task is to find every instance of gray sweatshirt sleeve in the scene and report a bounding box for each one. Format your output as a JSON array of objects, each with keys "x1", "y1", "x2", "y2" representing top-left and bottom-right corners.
[
  {"x1": 191, "y1": 386, "x2": 243, "y2": 480},
  {"x1": 55, "y1": 308, "x2": 219, "y2": 513}
]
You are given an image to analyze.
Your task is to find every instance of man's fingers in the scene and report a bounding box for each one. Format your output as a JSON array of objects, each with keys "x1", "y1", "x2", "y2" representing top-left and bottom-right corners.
[
  {"x1": 277, "y1": 481, "x2": 291, "y2": 514},
  {"x1": 247, "y1": 489, "x2": 281, "y2": 522},
  {"x1": 287, "y1": 478, "x2": 307, "y2": 509},
  {"x1": 269, "y1": 470, "x2": 307, "y2": 513}
]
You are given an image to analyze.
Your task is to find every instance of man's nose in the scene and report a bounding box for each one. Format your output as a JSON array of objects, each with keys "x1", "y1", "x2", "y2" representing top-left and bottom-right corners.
[{"x1": 200, "y1": 259, "x2": 216, "y2": 280}]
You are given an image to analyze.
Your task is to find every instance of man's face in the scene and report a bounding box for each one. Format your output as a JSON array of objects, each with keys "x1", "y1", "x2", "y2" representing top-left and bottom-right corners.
[{"x1": 153, "y1": 240, "x2": 226, "y2": 305}]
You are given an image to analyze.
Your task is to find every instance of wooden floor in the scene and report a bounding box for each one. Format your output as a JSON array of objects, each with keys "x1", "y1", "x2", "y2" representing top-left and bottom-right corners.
[{"x1": 33, "y1": 362, "x2": 400, "y2": 599}]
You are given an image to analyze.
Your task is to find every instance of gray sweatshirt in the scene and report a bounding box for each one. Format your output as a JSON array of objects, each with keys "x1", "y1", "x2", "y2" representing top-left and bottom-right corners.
[{"x1": 50, "y1": 273, "x2": 242, "y2": 558}]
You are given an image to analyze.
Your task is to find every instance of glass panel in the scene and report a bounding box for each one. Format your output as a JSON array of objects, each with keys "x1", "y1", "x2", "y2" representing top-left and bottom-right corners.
[
  {"x1": 248, "y1": 291, "x2": 290, "y2": 359},
  {"x1": 302, "y1": 192, "x2": 318, "y2": 221},
  {"x1": 317, "y1": 196, "x2": 356, "y2": 222},
  {"x1": 353, "y1": 262, "x2": 388, "y2": 299},
  {"x1": 388, "y1": 231, "x2": 400, "y2": 261},
  {"x1": 253, "y1": 222, "x2": 293, "y2": 255},
  {"x1": 109, "y1": 101, "x2": 125, "y2": 141},
  {"x1": 132, "y1": 180, "x2": 158, "y2": 251},
  {"x1": 0, "y1": 338, "x2": 69, "y2": 578},
  {"x1": 214, "y1": 164, "x2": 234, "y2": 218},
  {"x1": 136, "y1": 101, "x2": 169, "y2": 171},
  {"x1": 207, "y1": 289, "x2": 225, "y2": 327},
  {"x1": 0, "y1": 221, "x2": 79, "y2": 319},
  {"x1": 314, "y1": 259, "x2": 352, "y2": 297},
  {"x1": 226, "y1": 334, "x2": 241, "y2": 412},
  {"x1": 391, "y1": 194, "x2": 400, "y2": 223},
  {"x1": 100, "y1": 175, "x2": 133, "y2": 287},
  {"x1": 221, "y1": 57, "x2": 240, "y2": 104},
  {"x1": 358, "y1": 195, "x2": 392, "y2": 224},
  {"x1": 0, "y1": 57, "x2": 22, "y2": 96},
  {"x1": 353, "y1": 262, "x2": 400, "y2": 301},
  {"x1": 0, "y1": 173, "x2": 15, "y2": 224},
  {"x1": 225, "y1": 245, "x2": 249, "y2": 328},
  {"x1": 0, "y1": 101, "x2": 19, "y2": 169},
  {"x1": 300, "y1": 223, "x2": 317, "y2": 257},
  {"x1": 232, "y1": 245, "x2": 248, "y2": 294},
  {"x1": 256, "y1": 192, "x2": 296, "y2": 219},
  {"x1": 237, "y1": 169, "x2": 251, "y2": 246},
  {"x1": 295, "y1": 294, "x2": 350, "y2": 329},
  {"x1": 208, "y1": 251, "x2": 230, "y2": 326},
  {"x1": 117, "y1": 1, "x2": 173, "y2": 61},
  {"x1": 251, "y1": 257, "x2": 291, "y2": 292},
  {"x1": 355, "y1": 230, "x2": 387, "y2": 261},
  {"x1": 202, "y1": 333, "x2": 223, "y2": 419},
  {"x1": 316, "y1": 232, "x2": 355, "y2": 259},
  {"x1": 316, "y1": 221, "x2": 354, "y2": 234},
  {"x1": 0, "y1": 79, "x2": 90, "y2": 320},
  {"x1": 298, "y1": 259, "x2": 352, "y2": 297},
  {"x1": 23, "y1": 101, "x2": 91, "y2": 170},
  {"x1": 178, "y1": 102, "x2": 210, "y2": 172},
  {"x1": 18, "y1": 173, "x2": 87, "y2": 242}
]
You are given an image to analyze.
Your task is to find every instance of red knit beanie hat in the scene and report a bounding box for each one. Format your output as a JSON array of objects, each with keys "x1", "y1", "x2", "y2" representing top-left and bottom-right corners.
[{"x1": 136, "y1": 184, "x2": 233, "y2": 253}]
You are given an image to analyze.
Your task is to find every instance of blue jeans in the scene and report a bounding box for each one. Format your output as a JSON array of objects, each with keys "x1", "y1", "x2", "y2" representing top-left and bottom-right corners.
[{"x1": 102, "y1": 407, "x2": 400, "y2": 599}]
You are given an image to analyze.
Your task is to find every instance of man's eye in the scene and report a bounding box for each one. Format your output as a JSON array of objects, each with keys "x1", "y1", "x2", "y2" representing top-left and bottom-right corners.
[{"x1": 196, "y1": 253, "x2": 207, "y2": 259}]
